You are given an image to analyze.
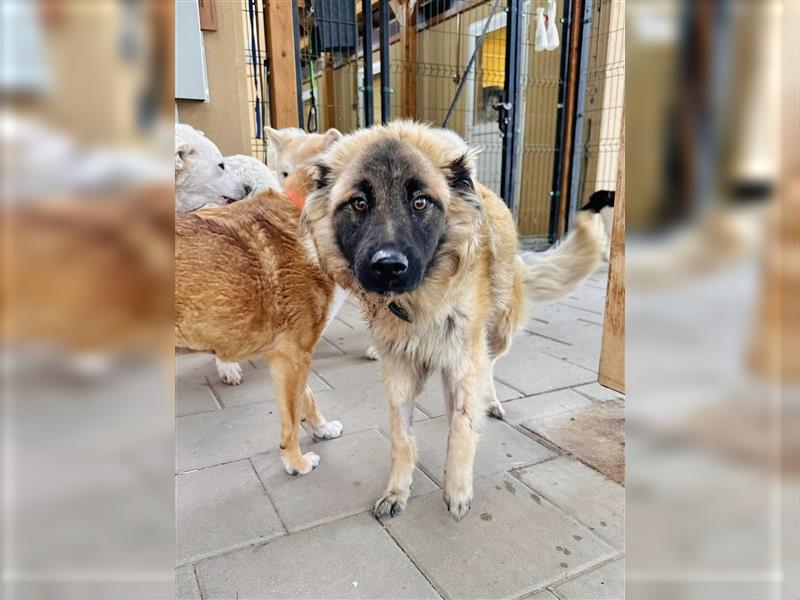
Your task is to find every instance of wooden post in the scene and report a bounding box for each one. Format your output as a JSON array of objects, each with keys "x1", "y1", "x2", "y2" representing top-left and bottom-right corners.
[
  {"x1": 598, "y1": 112, "x2": 625, "y2": 393},
  {"x1": 400, "y1": 0, "x2": 417, "y2": 119},
  {"x1": 265, "y1": 0, "x2": 300, "y2": 128}
]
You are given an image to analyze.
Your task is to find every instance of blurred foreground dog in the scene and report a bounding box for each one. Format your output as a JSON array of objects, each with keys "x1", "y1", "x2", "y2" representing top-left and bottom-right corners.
[
  {"x1": 2, "y1": 186, "x2": 174, "y2": 368},
  {"x1": 175, "y1": 179, "x2": 343, "y2": 475},
  {"x1": 303, "y1": 122, "x2": 603, "y2": 519}
]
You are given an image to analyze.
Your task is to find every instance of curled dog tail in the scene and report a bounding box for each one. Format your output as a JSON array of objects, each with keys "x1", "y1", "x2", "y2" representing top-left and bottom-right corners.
[{"x1": 521, "y1": 210, "x2": 604, "y2": 301}]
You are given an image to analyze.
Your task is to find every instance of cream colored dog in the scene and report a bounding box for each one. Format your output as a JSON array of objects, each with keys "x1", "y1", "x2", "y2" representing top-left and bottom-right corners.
[{"x1": 303, "y1": 122, "x2": 603, "y2": 520}]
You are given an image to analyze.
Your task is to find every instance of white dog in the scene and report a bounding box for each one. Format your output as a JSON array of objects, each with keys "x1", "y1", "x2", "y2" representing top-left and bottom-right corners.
[
  {"x1": 175, "y1": 123, "x2": 249, "y2": 212},
  {"x1": 223, "y1": 154, "x2": 282, "y2": 199}
]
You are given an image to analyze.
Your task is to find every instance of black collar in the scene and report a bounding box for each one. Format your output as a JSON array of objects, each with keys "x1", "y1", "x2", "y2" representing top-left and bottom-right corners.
[{"x1": 388, "y1": 301, "x2": 412, "y2": 323}]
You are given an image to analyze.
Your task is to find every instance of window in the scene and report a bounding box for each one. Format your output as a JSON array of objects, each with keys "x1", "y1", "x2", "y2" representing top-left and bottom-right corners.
[{"x1": 473, "y1": 27, "x2": 505, "y2": 125}]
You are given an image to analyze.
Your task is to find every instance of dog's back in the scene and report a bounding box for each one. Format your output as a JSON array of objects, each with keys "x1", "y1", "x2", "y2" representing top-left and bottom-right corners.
[{"x1": 175, "y1": 190, "x2": 333, "y2": 361}]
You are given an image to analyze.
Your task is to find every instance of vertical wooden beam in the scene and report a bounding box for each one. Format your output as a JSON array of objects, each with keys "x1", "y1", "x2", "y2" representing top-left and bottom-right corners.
[
  {"x1": 198, "y1": 0, "x2": 218, "y2": 31},
  {"x1": 265, "y1": 0, "x2": 300, "y2": 128},
  {"x1": 400, "y1": 0, "x2": 417, "y2": 119},
  {"x1": 598, "y1": 112, "x2": 624, "y2": 393}
]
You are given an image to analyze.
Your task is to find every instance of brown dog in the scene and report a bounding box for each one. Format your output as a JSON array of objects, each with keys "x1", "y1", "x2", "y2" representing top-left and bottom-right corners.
[{"x1": 176, "y1": 182, "x2": 343, "y2": 475}]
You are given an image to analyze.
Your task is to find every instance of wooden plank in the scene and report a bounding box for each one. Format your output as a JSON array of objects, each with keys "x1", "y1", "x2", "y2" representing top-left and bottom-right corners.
[
  {"x1": 598, "y1": 111, "x2": 624, "y2": 393},
  {"x1": 400, "y1": 0, "x2": 417, "y2": 118},
  {"x1": 265, "y1": 0, "x2": 300, "y2": 128},
  {"x1": 198, "y1": 0, "x2": 218, "y2": 31}
]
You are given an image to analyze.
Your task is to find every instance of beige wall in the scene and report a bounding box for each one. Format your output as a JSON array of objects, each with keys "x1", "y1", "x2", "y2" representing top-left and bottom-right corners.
[{"x1": 176, "y1": 0, "x2": 251, "y2": 156}]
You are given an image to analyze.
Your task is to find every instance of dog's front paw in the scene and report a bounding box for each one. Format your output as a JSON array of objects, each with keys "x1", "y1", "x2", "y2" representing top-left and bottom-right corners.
[
  {"x1": 313, "y1": 420, "x2": 343, "y2": 440},
  {"x1": 364, "y1": 345, "x2": 380, "y2": 361},
  {"x1": 487, "y1": 400, "x2": 506, "y2": 420},
  {"x1": 373, "y1": 488, "x2": 409, "y2": 518},
  {"x1": 443, "y1": 484, "x2": 473, "y2": 521},
  {"x1": 282, "y1": 451, "x2": 321, "y2": 475},
  {"x1": 216, "y1": 360, "x2": 243, "y2": 385}
]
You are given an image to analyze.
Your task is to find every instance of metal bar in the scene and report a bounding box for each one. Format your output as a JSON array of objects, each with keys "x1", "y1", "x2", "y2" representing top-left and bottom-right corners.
[
  {"x1": 567, "y1": 0, "x2": 592, "y2": 223},
  {"x1": 291, "y1": 0, "x2": 305, "y2": 128},
  {"x1": 555, "y1": 0, "x2": 585, "y2": 236},
  {"x1": 361, "y1": 0, "x2": 375, "y2": 126},
  {"x1": 499, "y1": 0, "x2": 523, "y2": 210},
  {"x1": 379, "y1": 0, "x2": 391, "y2": 123},
  {"x1": 547, "y1": 0, "x2": 576, "y2": 243}
]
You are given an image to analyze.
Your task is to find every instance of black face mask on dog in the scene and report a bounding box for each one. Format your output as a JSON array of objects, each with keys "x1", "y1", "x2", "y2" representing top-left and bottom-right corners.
[{"x1": 331, "y1": 139, "x2": 449, "y2": 296}]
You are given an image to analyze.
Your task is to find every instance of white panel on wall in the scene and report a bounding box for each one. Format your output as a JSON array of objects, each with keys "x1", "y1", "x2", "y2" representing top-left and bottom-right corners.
[{"x1": 175, "y1": 0, "x2": 209, "y2": 101}]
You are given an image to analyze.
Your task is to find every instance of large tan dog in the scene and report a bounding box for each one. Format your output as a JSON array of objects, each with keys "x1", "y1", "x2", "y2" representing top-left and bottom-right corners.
[
  {"x1": 176, "y1": 181, "x2": 343, "y2": 475},
  {"x1": 303, "y1": 121, "x2": 602, "y2": 519}
]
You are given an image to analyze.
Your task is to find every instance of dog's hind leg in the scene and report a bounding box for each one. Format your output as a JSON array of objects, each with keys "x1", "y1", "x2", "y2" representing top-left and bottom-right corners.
[
  {"x1": 265, "y1": 344, "x2": 321, "y2": 475},
  {"x1": 483, "y1": 360, "x2": 505, "y2": 420},
  {"x1": 300, "y1": 385, "x2": 344, "y2": 440},
  {"x1": 484, "y1": 267, "x2": 524, "y2": 420},
  {"x1": 373, "y1": 359, "x2": 427, "y2": 519}
]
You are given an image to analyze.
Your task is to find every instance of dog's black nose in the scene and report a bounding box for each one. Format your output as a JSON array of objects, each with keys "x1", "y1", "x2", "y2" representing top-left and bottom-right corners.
[
  {"x1": 370, "y1": 250, "x2": 408, "y2": 280},
  {"x1": 243, "y1": 185, "x2": 252, "y2": 196}
]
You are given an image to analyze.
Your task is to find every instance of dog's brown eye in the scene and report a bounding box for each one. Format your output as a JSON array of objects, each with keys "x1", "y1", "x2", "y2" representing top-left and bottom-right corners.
[
  {"x1": 350, "y1": 197, "x2": 368, "y2": 212},
  {"x1": 412, "y1": 196, "x2": 430, "y2": 211},
  {"x1": 282, "y1": 172, "x2": 288, "y2": 178}
]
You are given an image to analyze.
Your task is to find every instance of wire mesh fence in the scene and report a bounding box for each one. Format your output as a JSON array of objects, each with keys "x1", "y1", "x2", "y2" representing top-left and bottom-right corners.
[
  {"x1": 570, "y1": 0, "x2": 624, "y2": 209},
  {"x1": 239, "y1": 0, "x2": 624, "y2": 242}
]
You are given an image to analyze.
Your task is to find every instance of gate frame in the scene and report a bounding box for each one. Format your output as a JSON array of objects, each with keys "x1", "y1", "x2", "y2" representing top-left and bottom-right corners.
[
  {"x1": 498, "y1": 0, "x2": 524, "y2": 211},
  {"x1": 547, "y1": 0, "x2": 585, "y2": 242}
]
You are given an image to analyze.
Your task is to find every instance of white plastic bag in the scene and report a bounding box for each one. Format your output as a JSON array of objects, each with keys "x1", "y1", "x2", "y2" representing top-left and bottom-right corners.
[
  {"x1": 545, "y1": 0, "x2": 560, "y2": 50},
  {"x1": 534, "y1": 7, "x2": 548, "y2": 52}
]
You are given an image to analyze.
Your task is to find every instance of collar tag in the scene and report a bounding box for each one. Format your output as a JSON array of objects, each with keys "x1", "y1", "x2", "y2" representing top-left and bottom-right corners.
[{"x1": 388, "y1": 301, "x2": 412, "y2": 323}]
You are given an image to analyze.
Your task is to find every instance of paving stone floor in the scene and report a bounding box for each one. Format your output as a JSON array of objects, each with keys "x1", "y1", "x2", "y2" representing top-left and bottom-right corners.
[{"x1": 176, "y1": 266, "x2": 625, "y2": 599}]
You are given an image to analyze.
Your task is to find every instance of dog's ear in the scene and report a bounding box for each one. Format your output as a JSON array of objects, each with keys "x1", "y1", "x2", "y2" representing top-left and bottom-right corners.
[
  {"x1": 323, "y1": 128, "x2": 343, "y2": 148},
  {"x1": 264, "y1": 126, "x2": 285, "y2": 149},
  {"x1": 309, "y1": 161, "x2": 333, "y2": 191},
  {"x1": 444, "y1": 152, "x2": 477, "y2": 191},
  {"x1": 443, "y1": 152, "x2": 482, "y2": 210},
  {"x1": 175, "y1": 139, "x2": 192, "y2": 172}
]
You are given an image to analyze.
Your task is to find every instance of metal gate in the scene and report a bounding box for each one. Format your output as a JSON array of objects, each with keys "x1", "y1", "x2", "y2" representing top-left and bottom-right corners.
[{"x1": 261, "y1": 0, "x2": 624, "y2": 242}]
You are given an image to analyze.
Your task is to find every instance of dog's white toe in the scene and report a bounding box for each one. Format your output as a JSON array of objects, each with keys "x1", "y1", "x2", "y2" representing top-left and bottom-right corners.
[
  {"x1": 282, "y1": 451, "x2": 321, "y2": 476},
  {"x1": 313, "y1": 420, "x2": 343, "y2": 440},
  {"x1": 216, "y1": 359, "x2": 243, "y2": 385},
  {"x1": 364, "y1": 345, "x2": 380, "y2": 360}
]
